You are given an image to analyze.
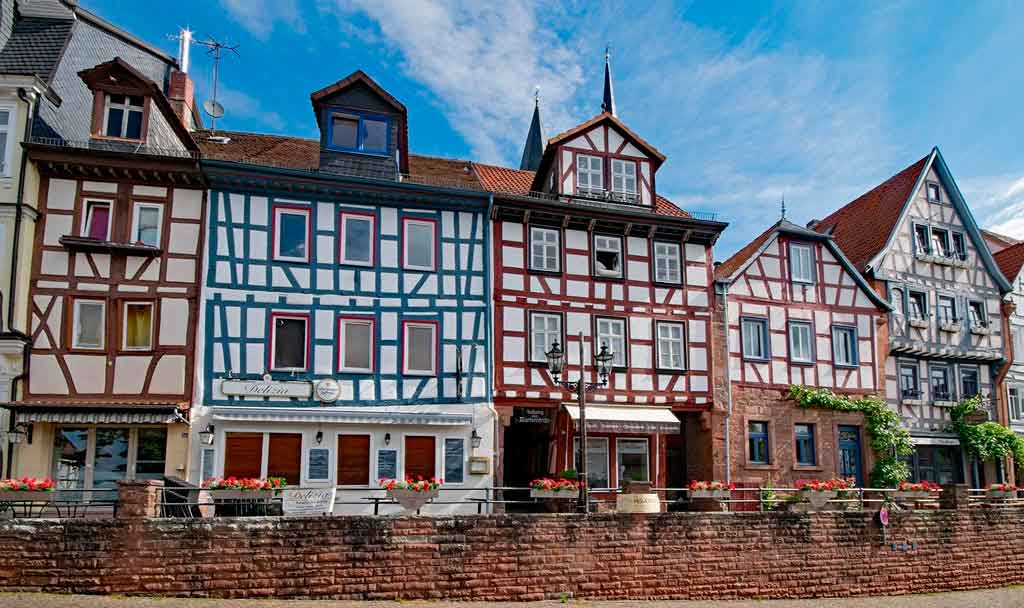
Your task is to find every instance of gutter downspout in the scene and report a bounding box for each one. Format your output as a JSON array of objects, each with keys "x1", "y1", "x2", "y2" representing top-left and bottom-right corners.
[
  {"x1": 483, "y1": 193, "x2": 500, "y2": 512},
  {"x1": 6, "y1": 88, "x2": 37, "y2": 333},
  {"x1": 715, "y1": 278, "x2": 733, "y2": 485}
]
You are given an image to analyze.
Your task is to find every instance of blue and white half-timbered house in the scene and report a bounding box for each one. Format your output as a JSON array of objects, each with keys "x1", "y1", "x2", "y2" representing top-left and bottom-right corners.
[{"x1": 190, "y1": 71, "x2": 494, "y2": 513}]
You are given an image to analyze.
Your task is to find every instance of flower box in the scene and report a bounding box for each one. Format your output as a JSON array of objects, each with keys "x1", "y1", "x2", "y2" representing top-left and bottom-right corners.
[
  {"x1": 0, "y1": 491, "x2": 54, "y2": 503},
  {"x1": 801, "y1": 490, "x2": 837, "y2": 510},
  {"x1": 388, "y1": 487, "x2": 439, "y2": 511},
  {"x1": 531, "y1": 489, "x2": 577, "y2": 499},
  {"x1": 987, "y1": 490, "x2": 1017, "y2": 499},
  {"x1": 206, "y1": 490, "x2": 276, "y2": 501},
  {"x1": 691, "y1": 489, "x2": 730, "y2": 499},
  {"x1": 970, "y1": 325, "x2": 992, "y2": 336},
  {"x1": 908, "y1": 318, "x2": 930, "y2": 329},
  {"x1": 895, "y1": 491, "x2": 931, "y2": 500},
  {"x1": 938, "y1": 321, "x2": 962, "y2": 333}
]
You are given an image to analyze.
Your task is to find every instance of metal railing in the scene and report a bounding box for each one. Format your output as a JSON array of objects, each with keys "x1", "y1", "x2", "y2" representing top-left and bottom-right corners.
[{"x1": 0, "y1": 489, "x2": 118, "y2": 519}]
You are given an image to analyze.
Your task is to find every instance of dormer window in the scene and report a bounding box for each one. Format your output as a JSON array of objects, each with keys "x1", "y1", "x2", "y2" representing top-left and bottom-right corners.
[
  {"x1": 327, "y1": 111, "x2": 389, "y2": 155},
  {"x1": 103, "y1": 94, "x2": 145, "y2": 140},
  {"x1": 576, "y1": 155, "x2": 603, "y2": 197}
]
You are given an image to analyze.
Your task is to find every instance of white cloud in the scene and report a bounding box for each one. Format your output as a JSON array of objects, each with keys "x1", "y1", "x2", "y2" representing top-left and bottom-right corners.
[
  {"x1": 961, "y1": 174, "x2": 1024, "y2": 240},
  {"x1": 195, "y1": 81, "x2": 288, "y2": 132},
  {"x1": 220, "y1": 0, "x2": 306, "y2": 40}
]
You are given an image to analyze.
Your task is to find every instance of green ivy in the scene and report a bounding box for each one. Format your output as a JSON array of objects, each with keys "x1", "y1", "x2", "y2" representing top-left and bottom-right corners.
[
  {"x1": 949, "y1": 396, "x2": 1024, "y2": 463},
  {"x1": 788, "y1": 385, "x2": 912, "y2": 487}
]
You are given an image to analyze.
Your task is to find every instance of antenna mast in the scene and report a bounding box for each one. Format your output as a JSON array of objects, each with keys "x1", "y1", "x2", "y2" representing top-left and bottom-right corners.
[{"x1": 193, "y1": 36, "x2": 239, "y2": 134}]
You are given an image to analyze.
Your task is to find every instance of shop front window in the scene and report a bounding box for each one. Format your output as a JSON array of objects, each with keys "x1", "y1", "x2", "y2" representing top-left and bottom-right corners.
[
  {"x1": 51, "y1": 426, "x2": 168, "y2": 492},
  {"x1": 575, "y1": 437, "x2": 609, "y2": 489},
  {"x1": 53, "y1": 427, "x2": 88, "y2": 492},
  {"x1": 616, "y1": 438, "x2": 649, "y2": 484}
]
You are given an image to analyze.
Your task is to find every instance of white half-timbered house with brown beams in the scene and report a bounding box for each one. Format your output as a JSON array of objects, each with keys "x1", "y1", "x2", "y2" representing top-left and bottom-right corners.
[{"x1": 712, "y1": 218, "x2": 891, "y2": 486}]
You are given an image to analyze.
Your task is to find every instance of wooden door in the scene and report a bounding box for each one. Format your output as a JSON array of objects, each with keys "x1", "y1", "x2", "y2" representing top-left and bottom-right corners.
[
  {"x1": 224, "y1": 433, "x2": 263, "y2": 479},
  {"x1": 267, "y1": 433, "x2": 302, "y2": 485},
  {"x1": 404, "y1": 436, "x2": 436, "y2": 480},
  {"x1": 337, "y1": 434, "x2": 371, "y2": 486}
]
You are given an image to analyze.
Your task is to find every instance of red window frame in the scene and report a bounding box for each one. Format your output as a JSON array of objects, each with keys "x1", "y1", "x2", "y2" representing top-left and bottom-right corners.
[
  {"x1": 337, "y1": 315, "x2": 376, "y2": 373},
  {"x1": 338, "y1": 210, "x2": 376, "y2": 267},
  {"x1": 401, "y1": 319, "x2": 439, "y2": 376},
  {"x1": 271, "y1": 204, "x2": 312, "y2": 263},
  {"x1": 401, "y1": 216, "x2": 438, "y2": 272}
]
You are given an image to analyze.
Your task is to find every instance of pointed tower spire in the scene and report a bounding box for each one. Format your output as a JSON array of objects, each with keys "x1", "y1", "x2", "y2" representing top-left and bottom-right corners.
[
  {"x1": 601, "y1": 43, "x2": 616, "y2": 116},
  {"x1": 519, "y1": 86, "x2": 545, "y2": 171}
]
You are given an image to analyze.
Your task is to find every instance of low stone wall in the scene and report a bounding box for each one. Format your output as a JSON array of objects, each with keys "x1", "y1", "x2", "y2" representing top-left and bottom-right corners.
[{"x1": 0, "y1": 507, "x2": 1023, "y2": 600}]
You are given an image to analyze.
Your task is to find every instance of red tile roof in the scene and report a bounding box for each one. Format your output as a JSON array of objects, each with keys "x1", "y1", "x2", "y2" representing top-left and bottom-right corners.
[
  {"x1": 994, "y1": 242, "x2": 1024, "y2": 284},
  {"x1": 714, "y1": 223, "x2": 777, "y2": 280},
  {"x1": 813, "y1": 154, "x2": 929, "y2": 272}
]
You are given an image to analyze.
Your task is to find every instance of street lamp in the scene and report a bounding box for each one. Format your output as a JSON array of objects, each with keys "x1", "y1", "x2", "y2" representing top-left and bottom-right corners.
[{"x1": 545, "y1": 332, "x2": 615, "y2": 514}]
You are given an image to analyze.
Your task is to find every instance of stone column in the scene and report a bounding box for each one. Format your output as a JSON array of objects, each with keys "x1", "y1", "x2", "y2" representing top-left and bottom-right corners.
[
  {"x1": 117, "y1": 479, "x2": 164, "y2": 519},
  {"x1": 939, "y1": 483, "x2": 969, "y2": 510}
]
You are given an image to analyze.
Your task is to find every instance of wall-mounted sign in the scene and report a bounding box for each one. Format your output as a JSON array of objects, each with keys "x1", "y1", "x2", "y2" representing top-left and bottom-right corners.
[
  {"x1": 282, "y1": 487, "x2": 336, "y2": 516},
  {"x1": 468, "y1": 456, "x2": 490, "y2": 476},
  {"x1": 514, "y1": 407, "x2": 550, "y2": 424},
  {"x1": 221, "y1": 379, "x2": 312, "y2": 399},
  {"x1": 315, "y1": 379, "x2": 341, "y2": 403},
  {"x1": 307, "y1": 448, "x2": 330, "y2": 481}
]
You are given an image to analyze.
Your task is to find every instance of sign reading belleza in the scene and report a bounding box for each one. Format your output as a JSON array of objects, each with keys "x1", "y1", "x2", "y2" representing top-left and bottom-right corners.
[
  {"x1": 220, "y1": 379, "x2": 313, "y2": 398},
  {"x1": 282, "y1": 488, "x2": 336, "y2": 516}
]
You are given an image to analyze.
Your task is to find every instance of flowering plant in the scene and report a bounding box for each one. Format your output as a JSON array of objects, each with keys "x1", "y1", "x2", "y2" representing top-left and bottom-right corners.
[
  {"x1": 897, "y1": 481, "x2": 941, "y2": 492},
  {"x1": 796, "y1": 478, "x2": 852, "y2": 492},
  {"x1": 0, "y1": 477, "x2": 55, "y2": 492},
  {"x1": 200, "y1": 477, "x2": 285, "y2": 491},
  {"x1": 380, "y1": 476, "x2": 443, "y2": 492},
  {"x1": 989, "y1": 483, "x2": 1018, "y2": 492},
  {"x1": 689, "y1": 480, "x2": 735, "y2": 492},
  {"x1": 531, "y1": 477, "x2": 580, "y2": 492}
]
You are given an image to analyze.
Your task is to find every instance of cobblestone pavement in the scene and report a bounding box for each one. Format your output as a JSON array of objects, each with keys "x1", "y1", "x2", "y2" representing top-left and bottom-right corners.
[{"x1": 1, "y1": 587, "x2": 1023, "y2": 608}]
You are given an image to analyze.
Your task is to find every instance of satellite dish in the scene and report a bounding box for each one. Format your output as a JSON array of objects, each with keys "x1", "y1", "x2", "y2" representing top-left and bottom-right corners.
[{"x1": 203, "y1": 99, "x2": 225, "y2": 119}]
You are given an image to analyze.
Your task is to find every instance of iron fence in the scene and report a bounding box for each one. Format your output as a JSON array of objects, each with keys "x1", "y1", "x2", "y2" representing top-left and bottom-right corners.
[{"x1": 0, "y1": 489, "x2": 118, "y2": 519}]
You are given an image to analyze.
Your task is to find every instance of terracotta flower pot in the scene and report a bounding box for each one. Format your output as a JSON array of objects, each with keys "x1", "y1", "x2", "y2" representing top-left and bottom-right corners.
[
  {"x1": 530, "y1": 488, "x2": 577, "y2": 499},
  {"x1": 388, "y1": 488, "x2": 439, "y2": 511}
]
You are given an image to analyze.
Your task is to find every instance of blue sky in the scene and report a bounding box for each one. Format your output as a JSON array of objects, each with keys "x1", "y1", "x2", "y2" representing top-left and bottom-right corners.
[{"x1": 86, "y1": 0, "x2": 1024, "y2": 256}]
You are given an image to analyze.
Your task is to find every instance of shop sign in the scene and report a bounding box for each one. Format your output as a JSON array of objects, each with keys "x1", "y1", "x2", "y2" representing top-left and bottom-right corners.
[
  {"x1": 282, "y1": 487, "x2": 336, "y2": 516},
  {"x1": 616, "y1": 493, "x2": 661, "y2": 513},
  {"x1": 315, "y1": 379, "x2": 341, "y2": 403},
  {"x1": 221, "y1": 377, "x2": 313, "y2": 399},
  {"x1": 515, "y1": 408, "x2": 550, "y2": 424}
]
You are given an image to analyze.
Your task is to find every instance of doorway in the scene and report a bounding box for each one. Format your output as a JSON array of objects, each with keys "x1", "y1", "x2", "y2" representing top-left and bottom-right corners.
[
  {"x1": 837, "y1": 425, "x2": 863, "y2": 486},
  {"x1": 502, "y1": 409, "x2": 552, "y2": 512}
]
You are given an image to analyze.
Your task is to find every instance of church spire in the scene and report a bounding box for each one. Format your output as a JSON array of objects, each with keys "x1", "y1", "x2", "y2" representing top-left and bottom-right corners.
[
  {"x1": 601, "y1": 44, "x2": 616, "y2": 117},
  {"x1": 519, "y1": 86, "x2": 544, "y2": 172}
]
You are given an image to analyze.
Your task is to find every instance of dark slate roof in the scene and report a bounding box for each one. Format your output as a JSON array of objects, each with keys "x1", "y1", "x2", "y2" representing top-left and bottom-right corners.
[
  {"x1": 0, "y1": 16, "x2": 72, "y2": 82},
  {"x1": 519, "y1": 100, "x2": 544, "y2": 171}
]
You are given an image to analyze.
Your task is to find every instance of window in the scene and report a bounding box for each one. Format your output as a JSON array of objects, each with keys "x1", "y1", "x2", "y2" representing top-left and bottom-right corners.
[
  {"x1": 592, "y1": 234, "x2": 623, "y2": 278},
  {"x1": 653, "y1": 242, "x2": 681, "y2": 283},
  {"x1": 403, "y1": 320, "x2": 437, "y2": 375},
  {"x1": 574, "y1": 437, "x2": 609, "y2": 488},
  {"x1": 890, "y1": 288, "x2": 905, "y2": 315},
  {"x1": 788, "y1": 321, "x2": 813, "y2": 364},
  {"x1": 327, "y1": 111, "x2": 389, "y2": 154},
  {"x1": 748, "y1": 421, "x2": 769, "y2": 464},
  {"x1": 789, "y1": 243, "x2": 814, "y2": 283},
  {"x1": 656, "y1": 321, "x2": 686, "y2": 370},
  {"x1": 402, "y1": 218, "x2": 436, "y2": 271},
  {"x1": 952, "y1": 233, "x2": 967, "y2": 260},
  {"x1": 909, "y1": 292, "x2": 928, "y2": 320},
  {"x1": 338, "y1": 317, "x2": 374, "y2": 373},
  {"x1": 0, "y1": 105, "x2": 12, "y2": 175},
  {"x1": 931, "y1": 228, "x2": 951, "y2": 258},
  {"x1": 337, "y1": 434, "x2": 370, "y2": 486},
  {"x1": 610, "y1": 158, "x2": 637, "y2": 200},
  {"x1": 529, "y1": 226, "x2": 560, "y2": 272},
  {"x1": 960, "y1": 367, "x2": 980, "y2": 399},
  {"x1": 272, "y1": 206, "x2": 310, "y2": 263},
  {"x1": 926, "y1": 182, "x2": 941, "y2": 203},
  {"x1": 914, "y1": 225, "x2": 931, "y2": 254},
  {"x1": 968, "y1": 301, "x2": 987, "y2": 327},
  {"x1": 122, "y1": 301, "x2": 154, "y2": 350},
  {"x1": 832, "y1": 326, "x2": 857, "y2": 367},
  {"x1": 200, "y1": 447, "x2": 215, "y2": 483},
  {"x1": 52, "y1": 427, "x2": 168, "y2": 491},
  {"x1": 103, "y1": 94, "x2": 144, "y2": 140},
  {"x1": 741, "y1": 318, "x2": 769, "y2": 360},
  {"x1": 130, "y1": 203, "x2": 162, "y2": 247},
  {"x1": 1010, "y1": 386, "x2": 1024, "y2": 422},
  {"x1": 794, "y1": 424, "x2": 816, "y2": 466},
  {"x1": 930, "y1": 364, "x2": 952, "y2": 401},
  {"x1": 595, "y1": 317, "x2": 627, "y2": 367},
  {"x1": 404, "y1": 436, "x2": 436, "y2": 480},
  {"x1": 617, "y1": 438, "x2": 649, "y2": 483},
  {"x1": 134, "y1": 428, "x2": 167, "y2": 480},
  {"x1": 576, "y1": 154, "x2": 603, "y2": 196},
  {"x1": 72, "y1": 299, "x2": 105, "y2": 349},
  {"x1": 270, "y1": 313, "x2": 309, "y2": 370},
  {"x1": 900, "y1": 363, "x2": 920, "y2": 399},
  {"x1": 1013, "y1": 326, "x2": 1024, "y2": 358},
  {"x1": 83, "y1": 200, "x2": 112, "y2": 241},
  {"x1": 529, "y1": 312, "x2": 562, "y2": 363},
  {"x1": 937, "y1": 295, "x2": 957, "y2": 324},
  {"x1": 339, "y1": 212, "x2": 375, "y2": 266},
  {"x1": 444, "y1": 437, "x2": 465, "y2": 484}
]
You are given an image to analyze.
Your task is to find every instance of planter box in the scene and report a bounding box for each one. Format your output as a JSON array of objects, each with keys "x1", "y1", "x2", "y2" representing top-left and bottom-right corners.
[
  {"x1": 691, "y1": 489, "x2": 730, "y2": 499},
  {"x1": 206, "y1": 490, "x2": 276, "y2": 501},
  {"x1": 388, "y1": 488, "x2": 439, "y2": 511},
  {"x1": 0, "y1": 491, "x2": 54, "y2": 502},
  {"x1": 909, "y1": 318, "x2": 930, "y2": 329},
  {"x1": 800, "y1": 490, "x2": 837, "y2": 511},
  {"x1": 939, "y1": 322, "x2": 962, "y2": 333},
  {"x1": 531, "y1": 489, "x2": 577, "y2": 499},
  {"x1": 987, "y1": 490, "x2": 1017, "y2": 499},
  {"x1": 971, "y1": 326, "x2": 992, "y2": 336},
  {"x1": 895, "y1": 491, "x2": 932, "y2": 500}
]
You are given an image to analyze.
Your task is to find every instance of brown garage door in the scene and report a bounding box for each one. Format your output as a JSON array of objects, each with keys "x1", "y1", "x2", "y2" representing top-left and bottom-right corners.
[
  {"x1": 404, "y1": 436, "x2": 436, "y2": 480},
  {"x1": 337, "y1": 434, "x2": 370, "y2": 486},
  {"x1": 223, "y1": 433, "x2": 263, "y2": 479},
  {"x1": 267, "y1": 433, "x2": 302, "y2": 486}
]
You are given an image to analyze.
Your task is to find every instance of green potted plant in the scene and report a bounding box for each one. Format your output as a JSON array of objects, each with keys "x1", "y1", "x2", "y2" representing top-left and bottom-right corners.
[
  {"x1": 689, "y1": 480, "x2": 734, "y2": 499},
  {"x1": 986, "y1": 483, "x2": 1018, "y2": 500},
  {"x1": 796, "y1": 478, "x2": 851, "y2": 511}
]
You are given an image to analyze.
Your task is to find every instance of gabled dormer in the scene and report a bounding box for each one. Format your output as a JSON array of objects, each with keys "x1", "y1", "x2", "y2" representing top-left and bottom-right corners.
[{"x1": 310, "y1": 70, "x2": 409, "y2": 180}]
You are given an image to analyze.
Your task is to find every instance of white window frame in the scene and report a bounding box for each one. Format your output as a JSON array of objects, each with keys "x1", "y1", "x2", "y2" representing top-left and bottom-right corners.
[
  {"x1": 789, "y1": 242, "x2": 815, "y2": 284},
  {"x1": 130, "y1": 202, "x2": 163, "y2": 248},
  {"x1": 402, "y1": 218, "x2": 436, "y2": 271},
  {"x1": 1012, "y1": 325, "x2": 1024, "y2": 360},
  {"x1": 529, "y1": 312, "x2": 562, "y2": 363},
  {"x1": 576, "y1": 154, "x2": 603, "y2": 196},
  {"x1": 272, "y1": 206, "x2": 311, "y2": 263},
  {"x1": 82, "y1": 199, "x2": 114, "y2": 241},
  {"x1": 655, "y1": 321, "x2": 686, "y2": 371},
  {"x1": 595, "y1": 317, "x2": 627, "y2": 368},
  {"x1": 616, "y1": 437, "x2": 650, "y2": 484},
  {"x1": 402, "y1": 320, "x2": 438, "y2": 376},
  {"x1": 338, "y1": 212, "x2": 375, "y2": 267},
  {"x1": 269, "y1": 313, "x2": 309, "y2": 371},
  {"x1": 0, "y1": 102, "x2": 15, "y2": 177},
  {"x1": 1009, "y1": 385, "x2": 1024, "y2": 422},
  {"x1": 788, "y1": 321, "x2": 813, "y2": 364},
  {"x1": 528, "y1": 226, "x2": 560, "y2": 273},
  {"x1": 610, "y1": 158, "x2": 637, "y2": 199},
  {"x1": 121, "y1": 301, "x2": 154, "y2": 351},
  {"x1": 102, "y1": 93, "x2": 145, "y2": 140},
  {"x1": 337, "y1": 317, "x2": 374, "y2": 373},
  {"x1": 832, "y1": 325, "x2": 858, "y2": 367},
  {"x1": 592, "y1": 234, "x2": 624, "y2": 278},
  {"x1": 442, "y1": 436, "x2": 466, "y2": 486},
  {"x1": 653, "y1": 241, "x2": 682, "y2": 284},
  {"x1": 72, "y1": 299, "x2": 106, "y2": 350}
]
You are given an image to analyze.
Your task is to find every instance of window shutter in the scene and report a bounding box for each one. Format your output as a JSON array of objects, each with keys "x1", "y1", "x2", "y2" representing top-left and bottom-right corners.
[
  {"x1": 267, "y1": 433, "x2": 302, "y2": 485},
  {"x1": 404, "y1": 436, "x2": 436, "y2": 480},
  {"x1": 224, "y1": 433, "x2": 263, "y2": 479},
  {"x1": 337, "y1": 434, "x2": 371, "y2": 485}
]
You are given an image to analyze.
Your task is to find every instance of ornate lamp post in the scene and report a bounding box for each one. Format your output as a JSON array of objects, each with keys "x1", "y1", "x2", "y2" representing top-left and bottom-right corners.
[{"x1": 545, "y1": 332, "x2": 615, "y2": 514}]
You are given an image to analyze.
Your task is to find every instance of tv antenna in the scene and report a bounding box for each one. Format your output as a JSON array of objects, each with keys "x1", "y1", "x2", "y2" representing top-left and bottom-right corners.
[{"x1": 193, "y1": 36, "x2": 239, "y2": 135}]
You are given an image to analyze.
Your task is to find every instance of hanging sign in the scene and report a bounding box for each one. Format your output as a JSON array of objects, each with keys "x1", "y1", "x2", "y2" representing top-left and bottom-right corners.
[
  {"x1": 282, "y1": 487, "x2": 336, "y2": 516},
  {"x1": 515, "y1": 407, "x2": 551, "y2": 424},
  {"x1": 221, "y1": 379, "x2": 313, "y2": 399},
  {"x1": 878, "y1": 506, "x2": 890, "y2": 527}
]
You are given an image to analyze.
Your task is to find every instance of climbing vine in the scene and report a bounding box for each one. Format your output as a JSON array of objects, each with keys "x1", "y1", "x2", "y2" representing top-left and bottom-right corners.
[
  {"x1": 949, "y1": 396, "x2": 1024, "y2": 463},
  {"x1": 788, "y1": 385, "x2": 912, "y2": 486}
]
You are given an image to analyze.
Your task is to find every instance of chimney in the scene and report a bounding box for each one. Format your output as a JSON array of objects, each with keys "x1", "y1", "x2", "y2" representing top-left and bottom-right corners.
[
  {"x1": 169, "y1": 28, "x2": 196, "y2": 131},
  {"x1": 806, "y1": 219, "x2": 820, "y2": 230}
]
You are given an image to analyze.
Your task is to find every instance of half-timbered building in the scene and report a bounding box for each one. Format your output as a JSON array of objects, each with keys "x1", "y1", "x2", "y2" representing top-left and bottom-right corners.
[
  {"x1": 477, "y1": 62, "x2": 728, "y2": 497},
  {"x1": 3, "y1": 6, "x2": 205, "y2": 494},
  {"x1": 813, "y1": 147, "x2": 1012, "y2": 486},
  {"x1": 994, "y1": 242, "x2": 1024, "y2": 472},
  {"x1": 712, "y1": 218, "x2": 891, "y2": 486},
  {"x1": 192, "y1": 71, "x2": 494, "y2": 513}
]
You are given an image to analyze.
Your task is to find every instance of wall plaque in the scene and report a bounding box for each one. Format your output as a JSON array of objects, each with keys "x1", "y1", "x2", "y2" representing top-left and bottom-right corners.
[
  {"x1": 282, "y1": 488, "x2": 336, "y2": 516},
  {"x1": 221, "y1": 379, "x2": 313, "y2": 399}
]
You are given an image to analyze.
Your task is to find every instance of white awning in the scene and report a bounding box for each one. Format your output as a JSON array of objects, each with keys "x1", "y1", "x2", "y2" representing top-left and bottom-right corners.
[
  {"x1": 563, "y1": 404, "x2": 680, "y2": 434},
  {"x1": 16, "y1": 411, "x2": 179, "y2": 424},
  {"x1": 210, "y1": 406, "x2": 473, "y2": 427}
]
